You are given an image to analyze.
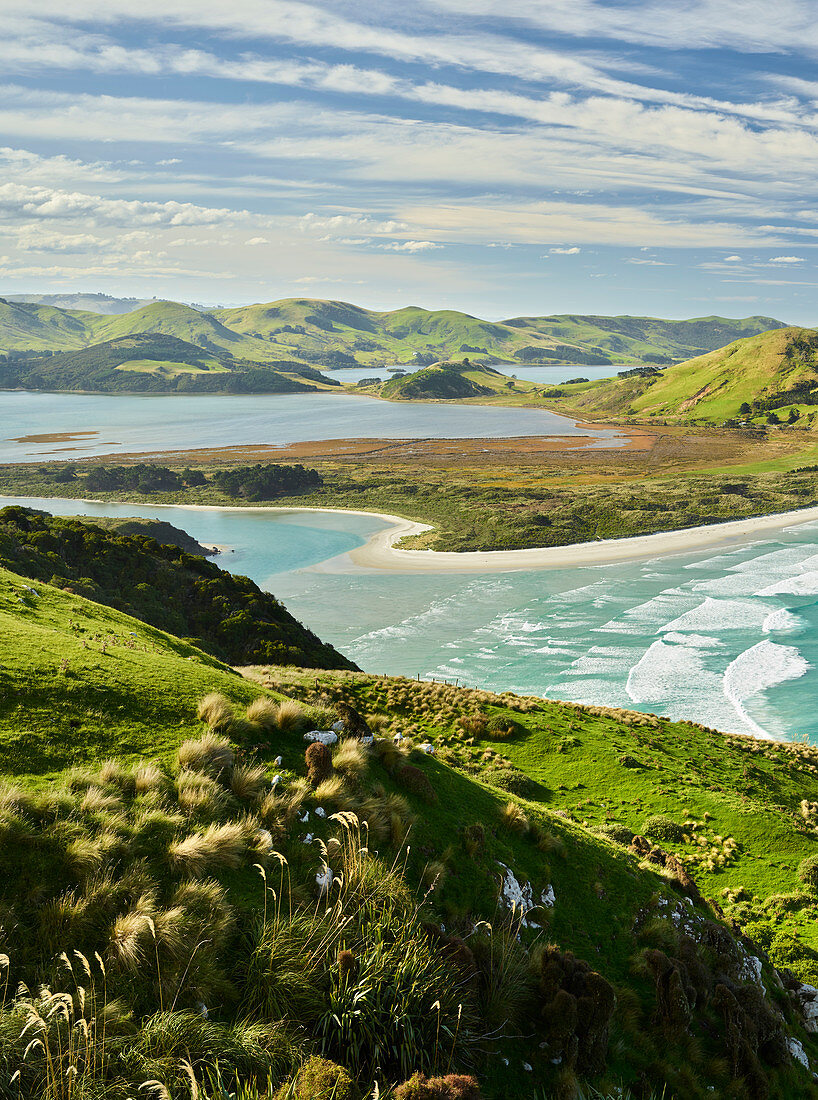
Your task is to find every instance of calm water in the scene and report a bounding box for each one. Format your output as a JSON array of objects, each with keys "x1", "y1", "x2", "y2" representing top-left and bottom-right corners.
[
  {"x1": 0, "y1": 391, "x2": 621, "y2": 463},
  {"x1": 5, "y1": 494, "x2": 818, "y2": 744},
  {"x1": 330, "y1": 362, "x2": 618, "y2": 386}
]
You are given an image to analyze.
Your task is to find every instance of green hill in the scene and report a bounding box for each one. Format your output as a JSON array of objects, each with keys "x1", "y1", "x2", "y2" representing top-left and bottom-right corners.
[
  {"x1": 0, "y1": 559, "x2": 817, "y2": 1097},
  {"x1": 0, "y1": 333, "x2": 330, "y2": 393},
  {"x1": 380, "y1": 358, "x2": 505, "y2": 399},
  {"x1": 548, "y1": 327, "x2": 818, "y2": 424},
  {"x1": 0, "y1": 293, "x2": 788, "y2": 370},
  {"x1": 0, "y1": 507, "x2": 355, "y2": 669},
  {"x1": 503, "y1": 313, "x2": 787, "y2": 364}
]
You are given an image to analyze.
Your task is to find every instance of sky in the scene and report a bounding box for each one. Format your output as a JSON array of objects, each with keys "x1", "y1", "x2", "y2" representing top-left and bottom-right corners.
[{"x1": 0, "y1": 0, "x2": 817, "y2": 322}]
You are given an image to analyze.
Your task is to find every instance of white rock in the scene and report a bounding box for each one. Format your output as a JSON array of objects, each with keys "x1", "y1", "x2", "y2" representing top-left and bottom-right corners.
[
  {"x1": 196, "y1": 1001, "x2": 208, "y2": 1019},
  {"x1": 497, "y1": 862, "x2": 536, "y2": 927},
  {"x1": 522, "y1": 1062, "x2": 532, "y2": 1072},
  {"x1": 304, "y1": 730, "x2": 338, "y2": 746},
  {"x1": 331, "y1": 720, "x2": 344, "y2": 732},
  {"x1": 299, "y1": 810, "x2": 310, "y2": 823},
  {"x1": 419, "y1": 742, "x2": 435, "y2": 754},
  {"x1": 274, "y1": 755, "x2": 283, "y2": 766},
  {"x1": 315, "y1": 806, "x2": 326, "y2": 818},
  {"x1": 271, "y1": 774, "x2": 281, "y2": 787},
  {"x1": 794, "y1": 982, "x2": 818, "y2": 1032},
  {"x1": 788, "y1": 1036, "x2": 810, "y2": 1068},
  {"x1": 315, "y1": 867, "x2": 334, "y2": 895},
  {"x1": 393, "y1": 733, "x2": 404, "y2": 742},
  {"x1": 302, "y1": 833, "x2": 313, "y2": 844},
  {"x1": 541, "y1": 885, "x2": 556, "y2": 908},
  {"x1": 737, "y1": 953, "x2": 765, "y2": 991}
]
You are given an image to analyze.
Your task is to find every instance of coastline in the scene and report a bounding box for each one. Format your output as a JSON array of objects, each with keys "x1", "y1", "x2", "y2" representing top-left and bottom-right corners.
[{"x1": 6, "y1": 493, "x2": 818, "y2": 575}]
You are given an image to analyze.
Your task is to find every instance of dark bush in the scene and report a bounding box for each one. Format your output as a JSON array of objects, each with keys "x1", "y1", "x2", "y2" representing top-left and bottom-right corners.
[
  {"x1": 305, "y1": 742, "x2": 333, "y2": 787},
  {"x1": 798, "y1": 854, "x2": 818, "y2": 892},
  {"x1": 533, "y1": 945, "x2": 616, "y2": 1074},
  {"x1": 276, "y1": 1056, "x2": 354, "y2": 1100},
  {"x1": 642, "y1": 815, "x2": 686, "y2": 844},
  {"x1": 395, "y1": 763, "x2": 437, "y2": 803}
]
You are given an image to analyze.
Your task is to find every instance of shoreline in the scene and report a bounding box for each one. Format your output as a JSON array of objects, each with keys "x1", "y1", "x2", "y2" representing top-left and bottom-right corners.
[{"x1": 5, "y1": 493, "x2": 818, "y2": 574}]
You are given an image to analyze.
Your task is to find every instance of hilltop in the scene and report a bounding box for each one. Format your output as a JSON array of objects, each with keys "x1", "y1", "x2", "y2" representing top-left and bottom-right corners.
[
  {"x1": 0, "y1": 294, "x2": 789, "y2": 369},
  {"x1": 545, "y1": 327, "x2": 818, "y2": 425},
  {"x1": 379, "y1": 358, "x2": 506, "y2": 399},
  {"x1": 0, "y1": 548, "x2": 817, "y2": 1097},
  {"x1": 0, "y1": 332, "x2": 337, "y2": 393}
]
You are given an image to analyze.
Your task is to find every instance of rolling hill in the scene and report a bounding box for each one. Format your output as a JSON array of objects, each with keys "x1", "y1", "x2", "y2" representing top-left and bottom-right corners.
[
  {"x1": 0, "y1": 293, "x2": 791, "y2": 369},
  {"x1": 0, "y1": 332, "x2": 335, "y2": 393},
  {"x1": 547, "y1": 326, "x2": 818, "y2": 424},
  {"x1": 1, "y1": 539, "x2": 818, "y2": 1096}
]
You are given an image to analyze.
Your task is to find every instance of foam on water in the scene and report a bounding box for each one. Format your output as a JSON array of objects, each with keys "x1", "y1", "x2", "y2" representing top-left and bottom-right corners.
[
  {"x1": 661, "y1": 632, "x2": 722, "y2": 648},
  {"x1": 662, "y1": 596, "x2": 773, "y2": 633},
  {"x1": 723, "y1": 641, "x2": 811, "y2": 738},
  {"x1": 762, "y1": 608, "x2": 805, "y2": 634},
  {"x1": 757, "y1": 571, "x2": 818, "y2": 596}
]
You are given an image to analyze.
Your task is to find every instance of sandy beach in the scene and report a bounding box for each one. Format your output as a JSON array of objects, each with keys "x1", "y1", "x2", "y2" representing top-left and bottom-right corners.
[
  {"x1": 329, "y1": 504, "x2": 818, "y2": 574},
  {"x1": 8, "y1": 494, "x2": 818, "y2": 575}
]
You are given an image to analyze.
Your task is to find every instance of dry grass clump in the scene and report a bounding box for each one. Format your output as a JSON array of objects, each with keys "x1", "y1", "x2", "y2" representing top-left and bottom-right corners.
[
  {"x1": 65, "y1": 835, "x2": 106, "y2": 877},
  {"x1": 245, "y1": 695, "x2": 282, "y2": 731},
  {"x1": 197, "y1": 691, "x2": 236, "y2": 731},
  {"x1": 273, "y1": 697, "x2": 308, "y2": 731},
  {"x1": 109, "y1": 906, "x2": 154, "y2": 972},
  {"x1": 135, "y1": 760, "x2": 171, "y2": 798},
  {"x1": 500, "y1": 801, "x2": 529, "y2": 834},
  {"x1": 97, "y1": 758, "x2": 137, "y2": 797},
  {"x1": 178, "y1": 731, "x2": 235, "y2": 776},
  {"x1": 80, "y1": 785, "x2": 124, "y2": 815},
  {"x1": 230, "y1": 763, "x2": 269, "y2": 802},
  {"x1": 332, "y1": 738, "x2": 369, "y2": 780},
  {"x1": 176, "y1": 770, "x2": 231, "y2": 818},
  {"x1": 313, "y1": 775, "x2": 354, "y2": 810},
  {"x1": 168, "y1": 821, "x2": 250, "y2": 876}
]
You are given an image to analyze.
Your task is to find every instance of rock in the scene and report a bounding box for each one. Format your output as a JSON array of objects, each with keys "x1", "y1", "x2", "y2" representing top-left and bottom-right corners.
[
  {"x1": 304, "y1": 730, "x2": 338, "y2": 746},
  {"x1": 541, "y1": 884, "x2": 556, "y2": 908},
  {"x1": 316, "y1": 866, "x2": 334, "y2": 895},
  {"x1": 794, "y1": 982, "x2": 818, "y2": 1032},
  {"x1": 419, "y1": 742, "x2": 435, "y2": 754},
  {"x1": 497, "y1": 862, "x2": 536, "y2": 926},
  {"x1": 787, "y1": 1036, "x2": 810, "y2": 1068}
]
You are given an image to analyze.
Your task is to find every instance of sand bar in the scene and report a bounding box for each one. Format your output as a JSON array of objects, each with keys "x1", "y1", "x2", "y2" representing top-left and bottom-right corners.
[{"x1": 7, "y1": 495, "x2": 818, "y2": 575}]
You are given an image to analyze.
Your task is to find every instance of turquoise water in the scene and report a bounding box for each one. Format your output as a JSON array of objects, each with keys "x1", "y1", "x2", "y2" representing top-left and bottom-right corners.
[
  {"x1": 330, "y1": 362, "x2": 619, "y2": 386},
  {"x1": 0, "y1": 391, "x2": 621, "y2": 463},
  {"x1": 5, "y1": 494, "x2": 818, "y2": 743}
]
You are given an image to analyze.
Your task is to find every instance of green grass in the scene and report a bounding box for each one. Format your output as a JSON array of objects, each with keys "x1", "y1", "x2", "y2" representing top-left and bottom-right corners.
[{"x1": 114, "y1": 357, "x2": 229, "y2": 375}]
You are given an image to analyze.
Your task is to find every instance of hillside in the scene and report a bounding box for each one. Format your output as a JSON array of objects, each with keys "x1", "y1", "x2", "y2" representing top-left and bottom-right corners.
[
  {"x1": 380, "y1": 358, "x2": 504, "y2": 399},
  {"x1": 72, "y1": 514, "x2": 217, "y2": 556},
  {"x1": 547, "y1": 327, "x2": 818, "y2": 424},
  {"x1": 0, "y1": 563, "x2": 817, "y2": 1097},
  {"x1": 7, "y1": 292, "x2": 156, "y2": 315},
  {"x1": 503, "y1": 313, "x2": 788, "y2": 364},
  {"x1": 0, "y1": 333, "x2": 330, "y2": 393},
  {"x1": 0, "y1": 294, "x2": 789, "y2": 368},
  {"x1": 0, "y1": 506, "x2": 355, "y2": 669}
]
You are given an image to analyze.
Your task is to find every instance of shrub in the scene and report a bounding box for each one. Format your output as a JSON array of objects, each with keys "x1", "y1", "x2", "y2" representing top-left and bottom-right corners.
[
  {"x1": 599, "y1": 822, "x2": 635, "y2": 846},
  {"x1": 276, "y1": 1055, "x2": 354, "y2": 1100},
  {"x1": 533, "y1": 945, "x2": 616, "y2": 1074},
  {"x1": 197, "y1": 692, "x2": 236, "y2": 732},
  {"x1": 273, "y1": 698, "x2": 307, "y2": 731},
  {"x1": 306, "y1": 743, "x2": 333, "y2": 787},
  {"x1": 246, "y1": 696, "x2": 282, "y2": 731},
  {"x1": 178, "y1": 732, "x2": 235, "y2": 776},
  {"x1": 485, "y1": 714, "x2": 522, "y2": 741},
  {"x1": 462, "y1": 823, "x2": 485, "y2": 857},
  {"x1": 798, "y1": 853, "x2": 818, "y2": 892},
  {"x1": 395, "y1": 1073, "x2": 483, "y2": 1099},
  {"x1": 643, "y1": 814, "x2": 686, "y2": 845},
  {"x1": 394, "y1": 763, "x2": 437, "y2": 803}
]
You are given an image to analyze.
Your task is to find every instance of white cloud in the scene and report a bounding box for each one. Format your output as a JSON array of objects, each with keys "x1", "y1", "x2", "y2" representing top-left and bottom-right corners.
[
  {"x1": 768, "y1": 255, "x2": 805, "y2": 262},
  {"x1": 380, "y1": 240, "x2": 441, "y2": 252},
  {"x1": 549, "y1": 246, "x2": 581, "y2": 254},
  {"x1": 724, "y1": 254, "x2": 742, "y2": 261}
]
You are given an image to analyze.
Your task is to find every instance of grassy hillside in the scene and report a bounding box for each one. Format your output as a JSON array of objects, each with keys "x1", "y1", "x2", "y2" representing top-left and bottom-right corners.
[
  {"x1": 503, "y1": 314, "x2": 787, "y2": 364},
  {"x1": 0, "y1": 507, "x2": 355, "y2": 670},
  {"x1": 7, "y1": 292, "x2": 155, "y2": 315},
  {"x1": 380, "y1": 359, "x2": 504, "y2": 399},
  {"x1": 1, "y1": 561, "x2": 817, "y2": 1097},
  {"x1": 0, "y1": 294, "x2": 788, "y2": 369},
  {"x1": 0, "y1": 333, "x2": 332, "y2": 394},
  {"x1": 544, "y1": 328, "x2": 818, "y2": 425}
]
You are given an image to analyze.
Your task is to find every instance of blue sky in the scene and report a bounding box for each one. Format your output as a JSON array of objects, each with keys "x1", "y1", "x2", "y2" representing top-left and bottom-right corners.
[{"x1": 0, "y1": 0, "x2": 817, "y2": 322}]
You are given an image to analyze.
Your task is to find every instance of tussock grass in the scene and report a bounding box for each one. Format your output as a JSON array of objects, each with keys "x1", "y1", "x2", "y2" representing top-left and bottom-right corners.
[
  {"x1": 196, "y1": 692, "x2": 236, "y2": 733},
  {"x1": 168, "y1": 821, "x2": 250, "y2": 877},
  {"x1": 332, "y1": 738, "x2": 368, "y2": 780},
  {"x1": 230, "y1": 763, "x2": 269, "y2": 802},
  {"x1": 178, "y1": 731, "x2": 235, "y2": 776}
]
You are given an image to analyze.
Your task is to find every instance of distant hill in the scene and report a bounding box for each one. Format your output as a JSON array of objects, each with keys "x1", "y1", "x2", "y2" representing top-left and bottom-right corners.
[
  {"x1": 0, "y1": 506, "x2": 356, "y2": 669},
  {"x1": 0, "y1": 294, "x2": 790, "y2": 368},
  {"x1": 72, "y1": 515, "x2": 217, "y2": 556},
  {"x1": 548, "y1": 327, "x2": 818, "y2": 424},
  {"x1": 6, "y1": 292, "x2": 155, "y2": 315},
  {"x1": 380, "y1": 358, "x2": 503, "y2": 399},
  {"x1": 0, "y1": 333, "x2": 330, "y2": 393}
]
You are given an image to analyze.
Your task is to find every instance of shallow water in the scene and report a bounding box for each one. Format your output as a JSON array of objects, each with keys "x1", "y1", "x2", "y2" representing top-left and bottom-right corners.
[
  {"x1": 5, "y1": 495, "x2": 818, "y2": 744},
  {"x1": 0, "y1": 391, "x2": 620, "y2": 462}
]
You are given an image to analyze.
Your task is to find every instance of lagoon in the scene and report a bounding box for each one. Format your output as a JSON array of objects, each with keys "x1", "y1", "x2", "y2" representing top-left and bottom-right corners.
[
  {"x1": 0, "y1": 390, "x2": 621, "y2": 463},
  {"x1": 5, "y1": 494, "x2": 818, "y2": 744}
]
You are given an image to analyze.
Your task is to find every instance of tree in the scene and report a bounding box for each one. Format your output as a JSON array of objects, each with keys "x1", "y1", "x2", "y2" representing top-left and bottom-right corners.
[{"x1": 739, "y1": 402, "x2": 752, "y2": 415}]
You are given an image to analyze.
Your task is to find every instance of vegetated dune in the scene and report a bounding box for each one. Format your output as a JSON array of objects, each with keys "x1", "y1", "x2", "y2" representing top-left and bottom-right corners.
[
  {"x1": 548, "y1": 326, "x2": 818, "y2": 424},
  {"x1": 0, "y1": 561, "x2": 817, "y2": 1096}
]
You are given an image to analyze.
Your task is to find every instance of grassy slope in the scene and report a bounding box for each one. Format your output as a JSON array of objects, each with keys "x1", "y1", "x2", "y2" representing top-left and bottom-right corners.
[
  {"x1": 1, "y1": 294, "x2": 786, "y2": 367},
  {"x1": 503, "y1": 313, "x2": 787, "y2": 362},
  {"x1": 2, "y1": 565, "x2": 818, "y2": 1096},
  {"x1": 548, "y1": 327, "x2": 818, "y2": 424}
]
